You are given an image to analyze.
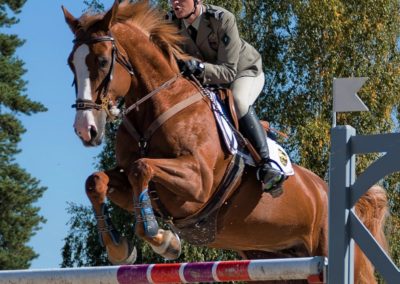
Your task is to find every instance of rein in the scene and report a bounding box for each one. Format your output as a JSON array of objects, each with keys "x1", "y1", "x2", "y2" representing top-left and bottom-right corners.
[{"x1": 124, "y1": 74, "x2": 180, "y2": 115}]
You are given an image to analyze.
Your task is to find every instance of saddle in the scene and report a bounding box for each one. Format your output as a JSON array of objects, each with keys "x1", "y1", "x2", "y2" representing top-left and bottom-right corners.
[{"x1": 214, "y1": 87, "x2": 288, "y2": 163}]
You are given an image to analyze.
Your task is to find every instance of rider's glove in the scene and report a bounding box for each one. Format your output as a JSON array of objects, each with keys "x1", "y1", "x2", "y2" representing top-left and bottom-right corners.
[{"x1": 178, "y1": 59, "x2": 205, "y2": 80}]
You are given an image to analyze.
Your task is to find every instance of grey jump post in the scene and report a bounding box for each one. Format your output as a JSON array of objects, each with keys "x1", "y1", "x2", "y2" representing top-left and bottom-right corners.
[{"x1": 328, "y1": 78, "x2": 400, "y2": 283}]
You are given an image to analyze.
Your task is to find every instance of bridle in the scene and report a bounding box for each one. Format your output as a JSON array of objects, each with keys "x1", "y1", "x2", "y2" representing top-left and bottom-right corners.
[
  {"x1": 70, "y1": 32, "x2": 199, "y2": 156},
  {"x1": 71, "y1": 34, "x2": 181, "y2": 120},
  {"x1": 71, "y1": 34, "x2": 135, "y2": 120}
]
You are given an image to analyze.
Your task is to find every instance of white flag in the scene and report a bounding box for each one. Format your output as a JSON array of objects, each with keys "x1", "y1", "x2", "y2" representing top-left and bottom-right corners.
[{"x1": 333, "y1": 77, "x2": 369, "y2": 112}]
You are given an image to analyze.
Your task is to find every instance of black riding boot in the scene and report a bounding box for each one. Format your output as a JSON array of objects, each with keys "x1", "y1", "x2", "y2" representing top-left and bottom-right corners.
[{"x1": 239, "y1": 106, "x2": 285, "y2": 197}]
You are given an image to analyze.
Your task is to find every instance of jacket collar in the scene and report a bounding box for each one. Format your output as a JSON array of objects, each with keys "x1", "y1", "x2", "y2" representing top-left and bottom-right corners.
[{"x1": 183, "y1": 5, "x2": 203, "y2": 30}]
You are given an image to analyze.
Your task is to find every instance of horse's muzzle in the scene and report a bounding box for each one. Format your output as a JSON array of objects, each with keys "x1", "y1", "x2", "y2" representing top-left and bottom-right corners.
[{"x1": 76, "y1": 126, "x2": 102, "y2": 147}]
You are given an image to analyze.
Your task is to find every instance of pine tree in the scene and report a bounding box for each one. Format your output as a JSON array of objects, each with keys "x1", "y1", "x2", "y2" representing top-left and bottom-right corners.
[{"x1": 0, "y1": 0, "x2": 47, "y2": 269}]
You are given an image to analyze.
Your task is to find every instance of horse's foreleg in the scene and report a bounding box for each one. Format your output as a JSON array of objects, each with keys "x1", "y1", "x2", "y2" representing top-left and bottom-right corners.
[
  {"x1": 85, "y1": 168, "x2": 137, "y2": 264},
  {"x1": 128, "y1": 156, "x2": 209, "y2": 260}
]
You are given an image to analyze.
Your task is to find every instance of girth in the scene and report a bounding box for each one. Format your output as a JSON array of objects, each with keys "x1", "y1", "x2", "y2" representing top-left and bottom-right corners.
[{"x1": 150, "y1": 153, "x2": 245, "y2": 245}]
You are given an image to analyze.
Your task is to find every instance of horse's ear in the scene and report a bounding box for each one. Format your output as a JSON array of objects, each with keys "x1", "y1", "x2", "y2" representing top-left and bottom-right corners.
[
  {"x1": 62, "y1": 6, "x2": 79, "y2": 34},
  {"x1": 100, "y1": 0, "x2": 119, "y2": 31}
]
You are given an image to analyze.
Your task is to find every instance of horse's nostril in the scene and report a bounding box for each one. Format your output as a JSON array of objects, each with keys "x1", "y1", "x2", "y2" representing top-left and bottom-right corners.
[
  {"x1": 74, "y1": 128, "x2": 81, "y2": 136},
  {"x1": 90, "y1": 126, "x2": 97, "y2": 138}
]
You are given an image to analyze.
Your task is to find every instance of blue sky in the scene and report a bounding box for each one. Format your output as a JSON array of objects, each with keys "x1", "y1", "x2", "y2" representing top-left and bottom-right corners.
[{"x1": 11, "y1": 0, "x2": 115, "y2": 268}]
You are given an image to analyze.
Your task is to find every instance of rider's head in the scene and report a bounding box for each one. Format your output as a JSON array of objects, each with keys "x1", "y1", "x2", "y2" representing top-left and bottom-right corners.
[{"x1": 170, "y1": 0, "x2": 200, "y2": 20}]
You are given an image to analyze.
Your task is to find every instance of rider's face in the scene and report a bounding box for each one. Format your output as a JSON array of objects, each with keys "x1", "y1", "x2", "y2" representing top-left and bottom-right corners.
[{"x1": 170, "y1": 0, "x2": 195, "y2": 19}]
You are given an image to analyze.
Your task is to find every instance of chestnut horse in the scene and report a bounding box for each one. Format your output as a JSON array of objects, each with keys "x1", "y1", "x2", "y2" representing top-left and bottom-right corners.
[{"x1": 62, "y1": 1, "x2": 387, "y2": 283}]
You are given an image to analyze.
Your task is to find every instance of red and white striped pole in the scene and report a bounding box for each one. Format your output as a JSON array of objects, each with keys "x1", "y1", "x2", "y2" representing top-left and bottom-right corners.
[{"x1": 0, "y1": 257, "x2": 326, "y2": 284}]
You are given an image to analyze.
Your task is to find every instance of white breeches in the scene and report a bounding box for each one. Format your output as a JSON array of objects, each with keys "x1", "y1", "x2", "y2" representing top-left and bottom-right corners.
[{"x1": 231, "y1": 72, "x2": 265, "y2": 118}]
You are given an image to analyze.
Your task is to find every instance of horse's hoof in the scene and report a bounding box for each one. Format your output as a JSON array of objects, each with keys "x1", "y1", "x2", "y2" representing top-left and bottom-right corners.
[
  {"x1": 151, "y1": 229, "x2": 181, "y2": 260},
  {"x1": 107, "y1": 237, "x2": 137, "y2": 264}
]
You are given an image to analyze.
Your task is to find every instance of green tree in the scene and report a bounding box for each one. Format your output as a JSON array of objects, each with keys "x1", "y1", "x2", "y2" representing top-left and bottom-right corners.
[
  {"x1": 243, "y1": 0, "x2": 400, "y2": 273},
  {"x1": 272, "y1": 0, "x2": 400, "y2": 266},
  {"x1": 83, "y1": 0, "x2": 104, "y2": 13},
  {"x1": 0, "y1": 0, "x2": 47, "y2": 269}
]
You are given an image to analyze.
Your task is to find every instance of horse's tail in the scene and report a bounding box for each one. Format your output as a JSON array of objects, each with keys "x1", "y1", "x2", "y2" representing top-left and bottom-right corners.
[{"x1": 354, "y1": 185, "x2": 389, "y2": 284}]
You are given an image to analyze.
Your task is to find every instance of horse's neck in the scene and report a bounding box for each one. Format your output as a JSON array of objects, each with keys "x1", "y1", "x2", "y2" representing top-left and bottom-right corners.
[
  {"x1": 114, "y1": 25, "x2": 177, "y2": 96},
  {"x1": 113, "y1": 24, "x2": 202, "y2": 133}
]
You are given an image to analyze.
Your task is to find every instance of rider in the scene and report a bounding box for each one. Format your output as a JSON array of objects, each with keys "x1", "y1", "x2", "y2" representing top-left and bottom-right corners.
[{"x1": 167, "y1": 0, "x2": 285, "y2": 195}]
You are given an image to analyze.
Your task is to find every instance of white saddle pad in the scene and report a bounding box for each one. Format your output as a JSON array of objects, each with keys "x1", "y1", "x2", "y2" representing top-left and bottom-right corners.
[
  {"x1": 206, "y1": 89, "x2": 294, "y2": 176},
  {"x1": 266, "y1": 137, "x2": 294, "y2": 176}
]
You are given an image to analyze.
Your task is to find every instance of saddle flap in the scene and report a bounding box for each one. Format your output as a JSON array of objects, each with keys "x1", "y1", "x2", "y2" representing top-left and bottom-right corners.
[{"x1": 216, "y1": 88, "x2": 239, "y2": 130}]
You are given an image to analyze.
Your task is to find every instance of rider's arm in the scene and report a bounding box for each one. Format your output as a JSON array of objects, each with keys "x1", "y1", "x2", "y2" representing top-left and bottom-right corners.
[{"x1": 202, "y1": 11, "x2": 241, "y2": 85}]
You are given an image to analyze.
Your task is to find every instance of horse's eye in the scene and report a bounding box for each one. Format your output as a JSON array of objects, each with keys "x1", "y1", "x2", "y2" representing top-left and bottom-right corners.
[{"x1": 98, "y1": 57, "x2": 109, "y2": 69}]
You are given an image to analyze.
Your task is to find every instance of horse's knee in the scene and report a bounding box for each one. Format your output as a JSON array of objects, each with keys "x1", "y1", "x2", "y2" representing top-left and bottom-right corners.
[
  {"x1": 85, "y1": 172, "x2": 109, "y2": 203},
  {"x1": 129, "y1": 159, "x2": 154, "y2": 186}
]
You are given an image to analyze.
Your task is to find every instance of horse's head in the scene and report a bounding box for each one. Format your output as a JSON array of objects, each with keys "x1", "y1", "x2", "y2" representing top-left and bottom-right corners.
[
  {"x1": 62, "y1": 0, "x2": 133, "y2": 146},
  {"x1": 63, "y1": 0, "x2": 191, "y2": 147}
]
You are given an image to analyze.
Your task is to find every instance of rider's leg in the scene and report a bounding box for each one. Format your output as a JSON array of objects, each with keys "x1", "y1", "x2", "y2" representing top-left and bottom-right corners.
[
  {"x1": 239, "y1": 106, "x2": 285, "y2": 192},
  {"x1": 232, "y1": 73, "x2": 285, "y2": 195}
]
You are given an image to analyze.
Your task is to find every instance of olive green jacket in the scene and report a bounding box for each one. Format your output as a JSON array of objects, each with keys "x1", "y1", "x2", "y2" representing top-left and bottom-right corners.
[{"x1": 168, "y1": 5, "x2": 262, "y2": 85}]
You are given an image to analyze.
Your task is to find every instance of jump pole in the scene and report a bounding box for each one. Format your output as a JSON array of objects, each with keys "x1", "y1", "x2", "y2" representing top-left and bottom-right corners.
[{"x1": 0, "y1": 257, "x2": 326, "y2": 284}]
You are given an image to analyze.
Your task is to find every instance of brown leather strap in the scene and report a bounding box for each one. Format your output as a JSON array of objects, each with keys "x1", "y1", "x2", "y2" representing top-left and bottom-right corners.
[
  {"x1": 124, "y1": 75, "x2": 180, "y2": 115},
  {"x1": 217, "y1": 88, "x2": 239, "y2": 130},
  {"x1": 122, "y1": 92, "x2": 204, "y2": 151},
  {"x1": 143, "y1": 92, "x2": 204, "y2": 141},
  {"x1": 171, "y1": 154, "x2": 244, "y2": 228},
  {"x1": 122, "y1": 117, "x2": 141, "y2": 142},
  {"x1": 260, "y1": 120, "x2": 289, "y2": 139}
]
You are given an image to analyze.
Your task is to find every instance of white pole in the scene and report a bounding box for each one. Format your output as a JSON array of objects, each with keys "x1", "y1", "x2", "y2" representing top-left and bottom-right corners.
[{"x1": 0, "y1": 257, "x2": 326, "y2": 284}]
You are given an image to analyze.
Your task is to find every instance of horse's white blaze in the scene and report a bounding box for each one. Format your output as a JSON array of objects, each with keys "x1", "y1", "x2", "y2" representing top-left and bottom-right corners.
[{"x1": 72, "y1": 44, "x2": 96, "y2": 142}]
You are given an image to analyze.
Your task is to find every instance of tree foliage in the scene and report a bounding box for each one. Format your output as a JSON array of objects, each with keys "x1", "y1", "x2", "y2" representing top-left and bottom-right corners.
[
  {"x1": 0, "y1": 0, "x2": 47, "y2": 269},
  {"x1": 241, "y1": 0, "x2": 400, "y2": 271},
  {"x1": 83, "y1": 0, "x2": 105, "y2": 13},
  {"x1": 62, "y1": 0, "x2": 400, "y2": 273}
]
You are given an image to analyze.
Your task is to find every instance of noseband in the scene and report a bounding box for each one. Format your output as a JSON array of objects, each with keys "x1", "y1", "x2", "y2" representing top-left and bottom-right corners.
[{"x1": 71, "y1": 35, "x2": 135, "y2": 119}]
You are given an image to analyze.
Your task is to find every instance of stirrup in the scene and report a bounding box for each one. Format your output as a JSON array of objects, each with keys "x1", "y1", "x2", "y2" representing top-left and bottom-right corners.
[
  {"x1": 257, "y1": 162, "x2": 286, "y2": 198},
  {"x1": 262, "y1": 174, "x2": 285, "y2": 198}
]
